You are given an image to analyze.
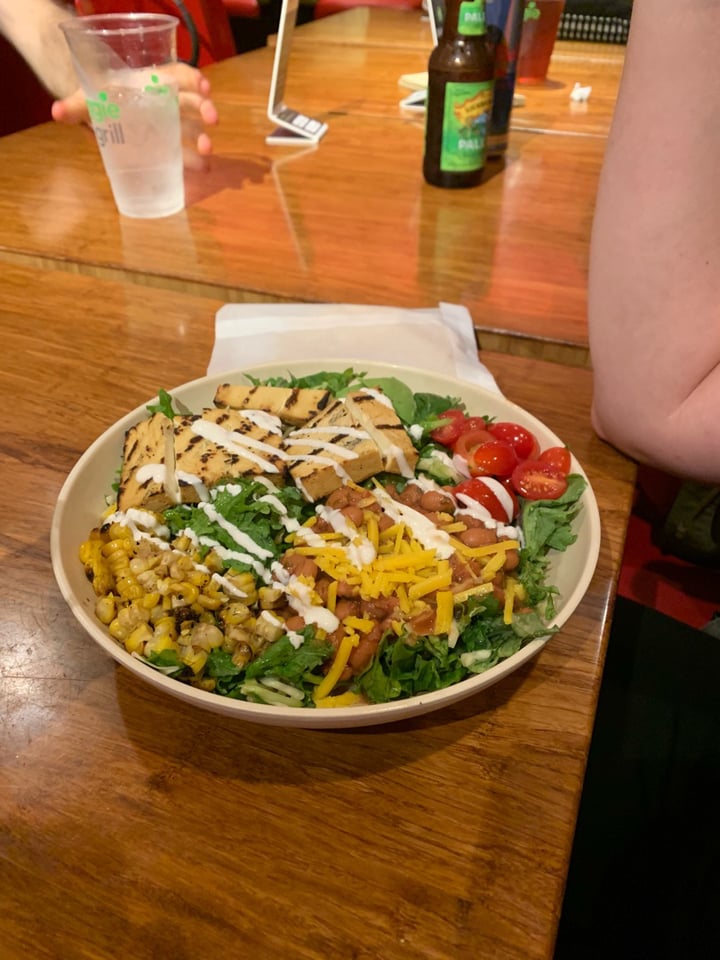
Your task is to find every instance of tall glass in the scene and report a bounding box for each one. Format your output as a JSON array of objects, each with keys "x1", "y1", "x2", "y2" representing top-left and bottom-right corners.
[
  {"x1": 60, "y1": 14, "x2": 185, "y2": 218},
  {"x1": 516, "y1": 0, "x2": 565, "y2": 84}
]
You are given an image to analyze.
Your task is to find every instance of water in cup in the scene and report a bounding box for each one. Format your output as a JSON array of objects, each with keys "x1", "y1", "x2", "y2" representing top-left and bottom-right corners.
[
  {"x1": 89, "y1": 72, "x2": 184, "y2": 219},
  {"x1": 60, "y1": 13, "x2": 185, "y2": 219}
]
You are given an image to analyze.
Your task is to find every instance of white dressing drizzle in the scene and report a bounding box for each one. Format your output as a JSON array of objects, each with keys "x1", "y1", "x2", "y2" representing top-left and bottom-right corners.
[
  {"x1": 190, "y1": 419, "x2": 284, "y2": 473},
  {"x1": 315, "y1": 504, "x2": 377, "y2": 568},
  {"x1": 277, "y1": 574, "x2": 340, "y2": 634},
  {"x1": 234, "y1": 409, "x2": 283, "y2": 434},
  {"x1": 371, "y1": 486, "x2": 454, "y2": 559}
]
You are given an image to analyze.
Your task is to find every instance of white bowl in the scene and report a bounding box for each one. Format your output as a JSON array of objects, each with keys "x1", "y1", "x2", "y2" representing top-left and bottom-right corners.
[{"x1": 51, "y1": 360, "x2": 601, "y2": 729}]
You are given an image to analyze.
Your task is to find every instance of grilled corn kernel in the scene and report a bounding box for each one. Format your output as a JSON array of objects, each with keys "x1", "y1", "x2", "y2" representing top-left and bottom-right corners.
[
  {"x1": 182, "y1": 648, "x2": 208, "y2": 674},
  {"x1": 232, "y1": 643, "x2": 253, "y2": 669},
  {"x1": 196, "y1": 592, "x2": 224, "y2": 610},
  {"x1": 145, "y1": 633, "x2": 180, "y2": 656},
  {"x1": 95, "y1": 595, "x2": 117, "y2": 625},
  {"x1": 258, "y1": 586, "x2": 283, "y2": 609},
  {"x1": 125, "y1": 622, "x2": 152, "y2": 654},
  {"x1": 170, "y1": 582, "x2": 199, "y2": 607},
  {"x1": 153, "y1": 615, "x2": 178, "y2": 641},
  {"x1": 220, "y1": 601, "x2": 251, "y2": 626},
  {"x1": 255, "y1": 611, "x2": 284, "y2": 643},
  {"x1": 192, "y1": 623, "x2": 224, "y2": 651}
]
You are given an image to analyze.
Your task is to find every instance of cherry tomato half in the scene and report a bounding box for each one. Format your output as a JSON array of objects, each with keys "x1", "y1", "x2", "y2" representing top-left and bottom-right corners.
[
  {"x1": 429, "y1": 408, "x2": 466, "y2": 447},
  {"x1": 511, "y1": 460, "x2": 568, "y2": 501},
  {"x1": 539, "y1": 445, "x2": 572, "y2": 476},
  {"x1": 469, "y1": 440, "x2": 519, "y2": 478},
  {"x1": 488, "y1": 421, "x2": 540, "y2": 461},
  {"x1": 453, "y1": 477, "x2": 517, "y2": 523},
  {"x1": 462, "y1": 416, "x2": 492, "y2": 434},
  {"x1": 453, "y1": 427, "x2": 495, "y2": 463}
]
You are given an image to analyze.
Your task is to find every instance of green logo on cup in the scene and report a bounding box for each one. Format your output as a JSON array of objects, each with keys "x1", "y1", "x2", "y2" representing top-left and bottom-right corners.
[
  {"x1": 524, "y1": 1, "x2": 541, "y2": 21},
  {"x1": 144, "y1": 73, "x2": 170, "y2": 95},
  {"x1": 86, "y1": 90, "x2": 120, "y2": 123}
]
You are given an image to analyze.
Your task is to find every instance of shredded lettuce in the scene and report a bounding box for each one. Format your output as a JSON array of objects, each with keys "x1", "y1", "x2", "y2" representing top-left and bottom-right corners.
[
  {"x1": 245, "y1": 368, "x2": 365, "y2": 394},
  {"x1": 163, "y1": 479, "x2": 312, "y2": 571},
  {"x1": 204, "y1": 633, "x2": 333, "y2": 705},
  {"x1": 517, "y1": 474, "x2": 587, "y2": 618}
]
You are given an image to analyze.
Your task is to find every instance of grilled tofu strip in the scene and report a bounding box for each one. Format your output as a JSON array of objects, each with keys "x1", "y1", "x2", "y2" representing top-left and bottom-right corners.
[
  {"x1": 343, "y1": 391, "x2": 419, "y2": 478},
  {"x1": 283, "y1": 398, "x2": 383, "y2": 502},
  {"x1": 118, "y1": 412, "x2": 177, "y2": 513},
  {"x1": 213, "y1": 383, "x2": 333, "y2": 426},
  {"x1": 174, "y1": 408, "x2": 286, "y2": 497},
  {"x1": 118, "y1": 408, "x2": 287, "y2": 512}
]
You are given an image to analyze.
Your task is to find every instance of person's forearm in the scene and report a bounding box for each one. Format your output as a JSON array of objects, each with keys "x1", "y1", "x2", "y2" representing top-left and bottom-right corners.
[
  {"x1": 0, "y1": 0, "x2": 77, "y2": 99},
  {"x1": 589, "y1": 0, "x2": 720, "y2": 483}
]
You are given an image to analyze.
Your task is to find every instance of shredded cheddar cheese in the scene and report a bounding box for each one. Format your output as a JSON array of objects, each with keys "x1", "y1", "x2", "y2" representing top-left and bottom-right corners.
[
  {"x1": 313, "y1": 631, "x2": 359, "y2": 701},
  {"x1": 503, "y1": 578, "x2": 517, "y2": 624},
  {"x1": 314, "y1": 690, "x2": 363, "y2": 709}
]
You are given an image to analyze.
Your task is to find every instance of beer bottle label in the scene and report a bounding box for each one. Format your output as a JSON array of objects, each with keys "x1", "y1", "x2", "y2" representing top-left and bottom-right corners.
[
  {"x1": 439, "y1": 80, "x2": 493, "y2": 173},
  {"x1": 458, "y1": 1, "x2": 487, "y2": 36}
]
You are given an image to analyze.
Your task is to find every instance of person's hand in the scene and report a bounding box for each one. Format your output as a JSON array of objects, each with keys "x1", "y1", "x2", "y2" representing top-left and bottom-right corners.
[{"x1": 51, "y1": 62, "x2": 219, "y2": 170}]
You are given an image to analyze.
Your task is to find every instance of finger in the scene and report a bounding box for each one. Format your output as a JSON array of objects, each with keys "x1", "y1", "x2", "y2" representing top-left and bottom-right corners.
[
  {"x1": 177, "y1": 90, "x2": 218, "y2": 127},
  {"x1": 158, "y1": 61, "x2": 211, "y2": 97},
  {"x1": 51, "y1": 88, "x2": 89, "y2": 126},
  {"x1": 181, "y1": 114, "x2": 212, "y2": 168},
  {"x1": 196, "y1": 131, "x2": 213, "y2": 157}
]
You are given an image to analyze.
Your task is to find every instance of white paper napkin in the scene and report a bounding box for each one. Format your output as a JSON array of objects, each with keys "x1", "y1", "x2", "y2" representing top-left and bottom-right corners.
[{"x1": 207, "y1": 301, "x2": 501, "y2": 395}]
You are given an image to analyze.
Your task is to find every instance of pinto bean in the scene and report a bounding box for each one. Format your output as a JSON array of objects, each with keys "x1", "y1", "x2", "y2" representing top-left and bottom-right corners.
[
  {"x1": 348, "y1": 626, "x2": 383, "y2": 673},
  {"x1": 503, "y1": 549, "x2": 520, "y2": 572},
  {"x1": 341, "y1": 505, "x2": 364, "y2": 527},
  {"x1": 419, "y1": 490, "x2": 456, "y2": 514},
  {"x1": 314, "y1": 576, "x2": 331, "y2": 603},
  {"x1": 396, "y1": 483, "x2": 423, "y2": 507},
  {"x1": 284, "y1": 615, "x2": 306, "y2": 632},
  {"x1": 377, "y1": 513, "x2": 395, "y2": 532},
  {"x1": 283, "y1": 552, "x2": 319, "y2": 580},
  {"x1": 336, "y1": 580, "x2": 360, "y2": 598},
  {"x1": 334, "y1": 599, "x2": 360, "y2": 621},
  {"x1": 458, "y1": 526, "x2": 497, "y2": 548},
  {"x1": 326, "y1": 486, "x2": 353, "y2": 509},
  {"x1": 362, "y1": 597, "x2": 399, "y2": 621},
  {"x1": 450, "y1": 553, "x2": 475, "y2": 584},
  {"x1": 408, "y1": 605, "x2": 437, "y2": 636}
]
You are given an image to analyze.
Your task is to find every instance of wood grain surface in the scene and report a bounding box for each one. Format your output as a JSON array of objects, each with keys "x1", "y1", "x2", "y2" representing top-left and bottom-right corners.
[
  {"x1": 261, "y1": 8, "x2": 624, "y2": 137},
  {"x1": 0, "y1": 263, "x2": 636, "y2": 960},
  {"x1": 0, "y1": 102, "x2": 606, "y2": 364}
]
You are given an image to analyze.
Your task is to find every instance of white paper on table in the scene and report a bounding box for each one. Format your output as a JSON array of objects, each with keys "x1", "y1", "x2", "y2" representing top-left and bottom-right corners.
[{"x1": 207, "y1": 301, "x2": 502, "y2": 395}]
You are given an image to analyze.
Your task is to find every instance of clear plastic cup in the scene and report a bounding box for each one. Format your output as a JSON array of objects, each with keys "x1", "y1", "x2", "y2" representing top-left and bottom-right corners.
[{"x1": 60, "y1": 14, "x2": 185, "y2": 219}]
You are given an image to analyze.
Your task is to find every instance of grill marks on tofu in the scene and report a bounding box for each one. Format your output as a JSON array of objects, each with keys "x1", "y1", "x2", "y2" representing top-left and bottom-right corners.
[
  {"x1": 118, "y1": 413, "x2": 176, "y2": 513},
  {"x1": 283, "y1": 399, "x2": 384, "y2": 502},
  {"x1": 118, "y1": 407, "x2": 286, "y2": 512},
  {"x1": 213, "y1": 383, "x2": 333, "y2": 426},
  {"x1": 344, "y1": 391, "x2": 419, "y2": 477},
  {"x1": 174, "y1": 408, "x2": 286, "y2": 490},
  {"x1": 117, "y1": 382, "x2": 422, "y2": 511}
]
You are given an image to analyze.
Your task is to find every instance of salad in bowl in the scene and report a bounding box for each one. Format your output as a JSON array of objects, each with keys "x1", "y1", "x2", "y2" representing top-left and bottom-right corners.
[{"x1": 52, "y1": 361, "x2": 600, "y2": 728}]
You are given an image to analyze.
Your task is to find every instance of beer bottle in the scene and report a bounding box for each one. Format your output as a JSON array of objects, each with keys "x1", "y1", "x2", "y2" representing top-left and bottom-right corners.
[{"x1": 423, "y1": 0, "x2": 495, "y2": 189}]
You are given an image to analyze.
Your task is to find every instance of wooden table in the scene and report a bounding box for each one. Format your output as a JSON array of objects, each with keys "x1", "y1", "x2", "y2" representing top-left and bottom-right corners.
[
  {"x1": 0, "y1": 9, "x2": 622, "y2": 364},
  {"x1": 0, "y1": 99, "x2": 605, "y2": 364},
  {"x1": 0, "y1": 262, "x2": 636, "y2": 960},
  {"x1": 265, "y1": 7, "x2": 624, "y2": 137}
]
